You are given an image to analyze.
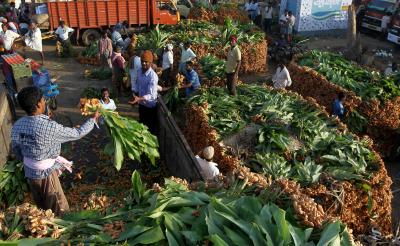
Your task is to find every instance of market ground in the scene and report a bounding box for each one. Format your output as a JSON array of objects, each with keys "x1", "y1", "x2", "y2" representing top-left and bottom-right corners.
[{"x1": 20, "y1": 34, "x2": 400, "y2": 230}]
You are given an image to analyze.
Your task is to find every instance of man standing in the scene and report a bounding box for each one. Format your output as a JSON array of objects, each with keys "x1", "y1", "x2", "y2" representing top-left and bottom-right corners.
[
  {"x1": 129, "y1": 50, "x2": 158, "y2": 134},
  {"x1": 54, "y1": 21, "x2": 74, "y2": 57},
  {"x1": 0, "y1": 23, "x2": 20, "y2": 53},
  {"x1": 111, "y1": 26, "x2": 124, "y2": 49},
  {"x1": 11, "y1": 86, "x2": 100, "y2": 215},
  {"x1": 263, "y1": 3, "x2": 273, "y2": 33},
  {"x1": 24, "y1": 20, "x2": 44, "y2": 65},
  {"x1": 98, "y1": 30, "x2": 113, "y2": 69},
  {"x1": 381, "y1": 12, "x2": 391, "y2": 40},
  {"x1": 225, "y1": 35, "x2": 241, "y2": 96},
  {"x1": 279, "y1": 10, "x2": 288, "y2": 35},
  {"x1": 111, "y1": 47, "x2": 126, "y2": 97},
  {"x1": 161, "y1": 44, "x2": 173, "y2": 86},
  {"x1": 129, "y1": 51, "x2": 142, "y2": 96},
  {"x1": 286, "y1": 11, "x2": 295, "y2": 43},
  {"x1": 179, "y1": 41, "x2": 196, "y2": 74},
  {"x1": 181, "y1": 61, "x2": 200, "y2": 97}
]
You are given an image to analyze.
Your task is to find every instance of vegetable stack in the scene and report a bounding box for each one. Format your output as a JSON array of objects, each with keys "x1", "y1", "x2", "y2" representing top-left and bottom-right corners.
[{"x1": 79, "y1": 98, "x2": 159, "y2": 170}]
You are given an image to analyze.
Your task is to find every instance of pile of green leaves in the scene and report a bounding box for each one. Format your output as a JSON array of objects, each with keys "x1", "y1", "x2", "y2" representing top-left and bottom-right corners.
[
  {"x1": 298, "y1": 50, "x2": 400, "y2": 101},
  {"x1": 80, "y1": 87, "x2": 117, "y2": 99},
  {"x1": 163, "y1": 86, "x2": 182, "y2": 112},
  {"x1": 199, "y1": 54, "x2": 226, "y2": 79},
  {"x1": 6, "y1": 172, "x2": 356, "y2": 245},
  {"x1": 85, "y1": 68, "x2": 112, "y2": 80},
  {"x1": 0, "y1": 160, "x2": 29, "y2": 208},
  {"x1": 189, "y1": 85, "x2": 380, "y2": 184},
  {"x1": 137, "y1": 25, "x2": 169, "y2": 56},
  {"x1": 101, "y1": 109, "x2": 160, "y2": 170},
  {"x1": 82, "y1": 42, "x2": 99, "y2": 58}
]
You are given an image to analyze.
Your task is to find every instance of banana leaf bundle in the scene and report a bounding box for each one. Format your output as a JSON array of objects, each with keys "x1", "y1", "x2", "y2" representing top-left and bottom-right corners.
[
  {"x1": 0, "y1": 160, "x2": 29, "y2": 208},
  {"x1": 79, "y1": 98, "x2": 159, "y2": 170}
]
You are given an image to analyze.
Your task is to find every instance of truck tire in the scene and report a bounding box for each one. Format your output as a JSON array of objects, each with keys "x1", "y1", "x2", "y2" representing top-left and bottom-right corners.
[{"x1": 82, "y1": 29, "x2": 101, "y2": 46}]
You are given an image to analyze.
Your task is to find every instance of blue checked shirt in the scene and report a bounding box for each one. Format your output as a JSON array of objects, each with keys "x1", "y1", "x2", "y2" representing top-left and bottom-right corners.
[{"x1": 11, "y1": 115, "x2": 95, "y2": 179}]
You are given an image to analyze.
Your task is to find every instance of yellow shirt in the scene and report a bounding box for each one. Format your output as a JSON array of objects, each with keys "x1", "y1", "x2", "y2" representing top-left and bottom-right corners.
[{"x1": 225, "y1": 45, "x2": 241, "y2": 73}]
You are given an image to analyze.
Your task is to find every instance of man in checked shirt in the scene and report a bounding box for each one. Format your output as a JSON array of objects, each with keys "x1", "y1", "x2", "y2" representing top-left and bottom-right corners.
[{"x1": 11, "y1": 86, "x2": 100, "y2": 215}]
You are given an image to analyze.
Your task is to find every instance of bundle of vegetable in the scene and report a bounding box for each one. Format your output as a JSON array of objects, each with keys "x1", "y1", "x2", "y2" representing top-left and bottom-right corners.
[
  {"x1": 81, "y1": 42, "x2": 99, "y2": 58},
  {"x1": 3, "y1": 172, "x2": 358, "y2": 245},
  {"x1": 0, "y1": 160, "x2": 29, "y2": 209},
  {"x1": 84, "y1": 68, "x2": 112, "y2": 80},
  {"x1": 163, "y1": 86, "x2": 182, "y2": 112},
  {"x1": 136, "y1": 25, "x2": 169, "y2": 56},
  {"x1": 80, "y1": 87, "x2": 117, "y2": 99},
  {"x1": 199, "y1": 54, "x2": 225, "y2": 79},
  {"x1": 79, "y1": 98, "x2": 159, "y2": 170}
]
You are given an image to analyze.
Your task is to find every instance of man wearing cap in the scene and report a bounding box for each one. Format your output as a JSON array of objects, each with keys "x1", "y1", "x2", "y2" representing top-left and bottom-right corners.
[
  {"x1": 225, "y1": 35, "x2": 241, "y2": 96},
  {"x1": 24, "y1": 20, "x2": 44, "y2": 65},
  {"x1": 129, "y1": 50, "x2": 159, "y2": 134},
  {"x1": 195, "y1": 146, "x2": 220, "y2": 180}
]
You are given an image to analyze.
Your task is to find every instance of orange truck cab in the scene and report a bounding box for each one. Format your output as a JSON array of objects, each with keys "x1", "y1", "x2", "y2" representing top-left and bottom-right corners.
[
  {"x1": 361, "y1": 0, "x2": 398, "y2": 32},
  {"x1": 387, "y1": 12, "x2": 400, "y2": 44},
  {"x1": 33, "y1": 0, "x2": 179, "y2": 45}
]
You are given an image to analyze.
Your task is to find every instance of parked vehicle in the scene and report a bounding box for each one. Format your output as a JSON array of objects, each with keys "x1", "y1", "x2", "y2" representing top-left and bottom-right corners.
[
  {"x1": 361, "y1": 0, "x2": 398, "y2": 32},
  {"x1": 31, "y1": 0, "x2": 180, "y2": 45},
  {"x1": 387, "y1": 12, "x2": 400, "y2": 44}
]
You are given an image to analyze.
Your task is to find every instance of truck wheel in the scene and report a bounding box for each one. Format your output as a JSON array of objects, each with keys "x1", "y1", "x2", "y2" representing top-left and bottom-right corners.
[{"x1": 82, "y1": 29, "x2": 100, "y2": 46}]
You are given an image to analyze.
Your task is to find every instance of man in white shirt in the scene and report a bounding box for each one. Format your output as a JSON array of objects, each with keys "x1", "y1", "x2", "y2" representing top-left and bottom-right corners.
[
  {"x1": 279, "y1": 10, "x2": 288, "y2": 35},
  {"x1": 384, "y1": 62, "x2": 397, "y2": 77},
  {"x1": 195, "y1": 146, "x2": 220, "y2": 181},
  {"x1": 179, "y1": 41, "x2": 196, "y2": 74},
  {"x1": 0, "y1": 23, "x2": 20, "y2": 52},
  {"x1": 129, "y1": 52, "x2": 142, "y2": 96},
  {"x1": 381, "y1": 12, "x2": 391, "y2": 38},
  {"x1": 161, "y1": 44, "x2": 173, "y2": 86},
  {"x1": 54, "y1": 21, "x2": 74, "y2": 57},
  {"x1": 24, "y1": 20, "x2": 44, "y2": 65},
  {"x1": 272, "y1": 64, "x2": 292, "y2": 89},
  {"x1": 100, "y1": 87, "x2": 116, "y2": 111},
  {"x1": 264, "y1": 3, "x2": 273, "y2": 33},
  {"x1": 287, "y1": 11, "x2": 295, "y2": 42}
]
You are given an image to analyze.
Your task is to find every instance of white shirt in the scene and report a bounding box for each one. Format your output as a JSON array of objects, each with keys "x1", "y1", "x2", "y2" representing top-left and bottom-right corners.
[
  {"x1": 244, "y1": 2, "x2": 251, "y2": 11},
  {"x1": 0, "y1": 30, "x2": 20, "y2": 50},
  {"x1": 180, "y1": 45, "x2": 196, "y2": 63},
  {"x1": 195, "y1": 156, "x2": 220, "y2": 180},
  {"x1": 381, "y1": 15, "x2": 391, "y2": 29},
  {"x1": 288, "y1": 15, "x2": 295, "y2": 27},
  {"x1": 272, "y1": 66, "x2": 292, "y2": 89},
  {"x1": 162, "y1": 50, "x2": 173, "y2": 70},
  {"x1": 130, "y1": 55, "x2": 142, "y2": 92},
  {"x1": 100, "y1": 98, "x2": 116, "y2": 111},
  {"x1": 280, "y1": 14, "x2": 288, "y2": 24},
  {"x1": 24, "y1": 28, "x2": 42, "y2": 52},
  {"x1": 55, "y1": 26, "x2": 74, "y2": 41},
  {"x1": 250, "y1": 2, "x2": 260, "y2": 15},
  {"x1": 265, "y1": 7, "x2": 273, "y2": 19},
  {"x1": 384, "y1": 66, "x2": 393, "y2": 77}
]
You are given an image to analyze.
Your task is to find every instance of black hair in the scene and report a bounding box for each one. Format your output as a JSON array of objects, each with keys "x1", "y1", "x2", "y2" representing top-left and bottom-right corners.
[
  {"x1": 288, "y1": 11, "x2": 293, "y2": 15},
  {"x1": 186, "y1": 61, "x2": 194, "y2": 66},
  {"x1": 101, "y1": 87, "x2": 109, "y2": 94},
  {"x1": 59, "y1": 20, "x2": 65, "y2": 26},
  {"x1": 17, "y1": 86, "x2": 43, "y2": 115},
  {"x1": 337, "y1": 92, "x2": 345, "y2": 100},
  {"x1": 101, "y1": 30, "x2": 107, "y2": 36},
  {"x1": 30, "y1": 19, "x2": 38, "y2": 25}
]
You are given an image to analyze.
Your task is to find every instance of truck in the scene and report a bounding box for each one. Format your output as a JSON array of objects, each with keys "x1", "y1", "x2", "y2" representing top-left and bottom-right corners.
[
  {"x1": 31, "y1": 0, "x2": 180, "y2": 45},
  {"x1": 361, "y1": 0, "x2": 398, "y2": 32},
  {"x1": 387, "y1": 11, "x2": 400, "y2": 44}
]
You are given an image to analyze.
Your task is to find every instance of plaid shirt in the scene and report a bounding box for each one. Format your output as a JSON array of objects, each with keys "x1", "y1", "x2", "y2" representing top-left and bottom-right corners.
[{"x1": 11, "y1": 115, "x2": 95, "y2": 179}]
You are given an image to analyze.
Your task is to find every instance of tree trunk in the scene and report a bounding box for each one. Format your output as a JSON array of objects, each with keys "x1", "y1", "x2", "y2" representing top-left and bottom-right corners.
[{"x1": 347, "y1": 3, "x2": 357, "y2": 49}]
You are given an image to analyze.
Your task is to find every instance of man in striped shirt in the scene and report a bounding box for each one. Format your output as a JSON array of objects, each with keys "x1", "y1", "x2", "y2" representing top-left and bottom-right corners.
[{"x1": 11, "y1": 86, "x2": 100, "y2": 215}]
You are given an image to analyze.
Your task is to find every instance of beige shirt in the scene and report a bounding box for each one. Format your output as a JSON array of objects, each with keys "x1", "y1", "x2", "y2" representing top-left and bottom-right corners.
[
  {"x1": 272, "y1": 66, "x2": 292, "y2": 89},
  {"x1": 226, "y1": 45, "x2": 241, "y2": 74},
  {"x1": 195, "y1": 156, "x2": 220, "y2": 180}
]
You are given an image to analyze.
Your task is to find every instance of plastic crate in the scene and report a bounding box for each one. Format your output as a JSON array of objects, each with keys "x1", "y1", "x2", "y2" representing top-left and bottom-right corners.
[{"x1": 11, "y1": 62, "x2": 32, "y2": 79}]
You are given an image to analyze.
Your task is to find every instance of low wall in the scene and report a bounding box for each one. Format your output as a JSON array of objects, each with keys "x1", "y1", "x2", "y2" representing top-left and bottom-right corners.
[
  {"x1": 157, "y1": 97, "x2": 203, "y2": 182},
  {"x1": 0, "y1": 85, "x2": 13, "y2": 168}
]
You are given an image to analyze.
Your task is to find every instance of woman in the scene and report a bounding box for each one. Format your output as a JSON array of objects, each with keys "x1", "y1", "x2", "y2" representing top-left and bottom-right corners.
[{"x1": 272, "y1": 63, "x2": 292, "y2": 89}]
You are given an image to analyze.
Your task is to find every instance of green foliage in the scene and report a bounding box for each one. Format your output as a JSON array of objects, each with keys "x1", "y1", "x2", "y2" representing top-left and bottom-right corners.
[
  {"x1": 199, "y1": 54, "x2": 226, "y2": 79},
  {"x1": 188, "y1": 85, "x2": 379, "y2": 184},
  {"x1": 298, "y1": 50, "x2": 400, "y2": 101},
  {"x1": 0, "y1": 160, "x2": 29, "y2": 208},
  {"x1": 163, "y1": 87, "x2": 183, "y2": 112},
  {"x1": 82, "y1": 42, "x2": 99, "y2": 58},
  {"x1": 137, "y1": 25, "x2": 169, "y2": 56}
]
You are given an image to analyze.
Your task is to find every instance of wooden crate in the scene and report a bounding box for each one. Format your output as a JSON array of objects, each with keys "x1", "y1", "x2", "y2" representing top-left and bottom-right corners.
[{"x1": 0, "y1": 86, "x2": 13, "y2": 168}]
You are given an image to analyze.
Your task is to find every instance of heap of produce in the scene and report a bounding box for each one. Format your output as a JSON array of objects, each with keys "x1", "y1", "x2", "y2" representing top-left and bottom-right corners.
[
  {"x1": 84, "y1": 68, "x2": 112, "y2": 80},
  {"x1": 79, "y1": 98, "x2": 159, "y2": 170},
  {"x1": 77, "y1": 42, "x2": 100, "y2": 65},
  {"x1": 183, "y1": 85, "x2": 392, "y2": 235},
  {"x1": 188, "y1": 4, "x2": 249, "y2": 25},
  {"x1": 1, "y1": 171, "x2": 360, "y2": 245},
  {"x1": 292, "y1": 51, "x2": 400, "y2": 157}
]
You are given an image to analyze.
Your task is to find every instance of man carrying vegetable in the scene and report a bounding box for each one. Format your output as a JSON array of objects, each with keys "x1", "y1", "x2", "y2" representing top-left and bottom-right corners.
[
  {"x1": 225, "y1": 35, "x2": 241, "y2": 96},
  {"x1": 179, "y1": 41, "x2": 196, "y2": 74},
  {"x1": 129, "y1": 50, "x2": 159, "y2": 135},
  {"x1": 11, "y1": 86, "x2": 100, "y2": 215},
  {"x1": 181, "y1": 61, "x2": 201, "y2": 97}
]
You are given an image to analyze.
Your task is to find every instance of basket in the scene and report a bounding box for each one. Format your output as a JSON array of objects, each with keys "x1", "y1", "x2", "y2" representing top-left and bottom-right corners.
[{"x1": 11, "y1": 63, "x2": 32, "y2": 79}]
